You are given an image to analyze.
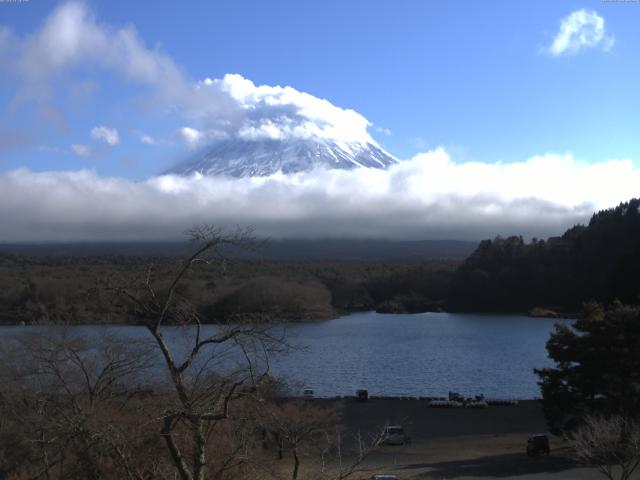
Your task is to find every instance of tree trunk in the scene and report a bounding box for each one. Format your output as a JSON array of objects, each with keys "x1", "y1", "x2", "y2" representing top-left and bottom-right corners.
[
  {"x1": 192, "y1": 418, "x2": 207, "y2": 480},
  {"x1": 161, "y1": 418, "x2": 193, "y2": 480},
  {"x1": 292, "y1": 448, "x2": 300, "y2": 480}
]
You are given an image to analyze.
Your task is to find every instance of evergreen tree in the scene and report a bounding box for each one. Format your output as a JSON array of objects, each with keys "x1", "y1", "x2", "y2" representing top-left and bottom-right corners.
[{"x1": 536, "y1": 302, "x2": 640, "y2": 434}]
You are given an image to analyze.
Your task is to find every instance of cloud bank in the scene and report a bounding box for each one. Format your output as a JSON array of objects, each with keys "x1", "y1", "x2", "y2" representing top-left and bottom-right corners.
[
  {"x1": 549, "y1": 9, "x2": 614, "y2": 56},
  {"x1": 0, "y1": 150, "x2": 637, "y2": 242}
]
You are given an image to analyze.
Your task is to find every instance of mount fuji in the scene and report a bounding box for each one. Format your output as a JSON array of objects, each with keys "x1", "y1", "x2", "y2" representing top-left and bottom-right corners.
[{"x1": 164, "y1": 137, "x2": 399, "y2": 177}]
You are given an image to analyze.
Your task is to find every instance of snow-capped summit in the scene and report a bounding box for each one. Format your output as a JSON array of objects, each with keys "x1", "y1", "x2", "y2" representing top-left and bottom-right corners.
[
  {"x1": 164, "y1": 74, "x2": 399, "y2": 177},
  {"x1": 164, "y1": 137, "x2": 399, "y2": 177}
]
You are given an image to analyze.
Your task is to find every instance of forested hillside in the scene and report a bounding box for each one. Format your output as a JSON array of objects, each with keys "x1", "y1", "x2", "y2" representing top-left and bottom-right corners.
[
  {"x1": 0, "y1": 256, "x2": 458, "y2": 325},
  {"x1": 449, "y1": 198, "x2": 640, "y2": 313}
]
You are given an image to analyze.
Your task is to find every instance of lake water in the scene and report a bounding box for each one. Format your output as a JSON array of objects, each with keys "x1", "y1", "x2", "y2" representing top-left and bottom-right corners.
[{"x1": 0, "y1": 311, "x2": 566, "y2": 399}]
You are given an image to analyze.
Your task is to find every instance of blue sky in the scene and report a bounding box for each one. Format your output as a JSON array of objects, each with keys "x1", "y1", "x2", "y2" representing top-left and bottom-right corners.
[
  {"x1": 1, "y1": 1, "x2": 639, "y2": 241},
  {"x1": 3, "y1": 0, "x2": 639, "y2": 178}
]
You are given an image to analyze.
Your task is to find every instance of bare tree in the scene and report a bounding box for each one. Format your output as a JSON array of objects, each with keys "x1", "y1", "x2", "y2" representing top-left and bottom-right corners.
[
  {"x1": 255, "y1": 397, "x2": 385, "y2": 480},
  {"x1": 317, "y1": 425, "x2": 385, "y2": 480},
  {"x1": 258, "y1": 400, "x2": 339, "y2": 480},
  {"x1": 0, "y1": 329, "x2": 162, "y2": 480},
  {"x1": 569, "y1": 415, "x2": 640, "y2": 480},
  {"x1": 112, "y1": 225, "x2": 286, "y2": 480}
]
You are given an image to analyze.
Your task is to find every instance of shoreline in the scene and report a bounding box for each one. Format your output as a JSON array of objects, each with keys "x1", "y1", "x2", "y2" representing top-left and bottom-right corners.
[
  {"x1": 0, "y1": 308, "x2": 576, "y2": 327},
  {"x1": 299, "y1": 395, "x2": 533, "y2": 402}
]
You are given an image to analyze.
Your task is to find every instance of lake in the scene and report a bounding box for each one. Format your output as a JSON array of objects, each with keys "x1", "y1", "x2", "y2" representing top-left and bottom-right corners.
[{"x1": 0, "y1": 311, "x2": 566, "y2": 399}]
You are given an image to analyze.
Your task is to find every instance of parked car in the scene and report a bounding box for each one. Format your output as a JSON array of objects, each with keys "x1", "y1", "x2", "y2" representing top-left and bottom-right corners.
[
  {"x1": 486, "y1": 398, "x2": 519, "y2": 406},
  {"x1": 526, "y1": 434, "x2": 550, "y2": 456},
  {"x1": 370, "y1": 475, "x2": 399, "y2": 480},
  {"x1": 464, "y1": 400, "x2": 489, "y2": 408},
  {"x1": 302, "y1": 387, "x2": 314, "y2": 398},
  {"x1": 429, "y1": 400, "x2": 463, "y2": 408},
  {"x1": 381, "y1": 426, "x2": 408, "y2": 445},
  {"x1": 356, "y1": 389, "x2": 369, "y2": 402}
]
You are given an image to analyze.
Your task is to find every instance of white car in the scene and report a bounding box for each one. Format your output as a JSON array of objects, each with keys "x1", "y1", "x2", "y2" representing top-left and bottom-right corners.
[
  {"x1": 381, "y1": 426, "x2": 407, "y2": 445},
  {"x1": 464, "y1": 400, "x2": 489, "y2": 408},
  {"x1": 429, "y1": 400, "x2": 463, "y2": 408},
  {"x1": 302, "y1": 387, "x2": 314, "y2": 398}
]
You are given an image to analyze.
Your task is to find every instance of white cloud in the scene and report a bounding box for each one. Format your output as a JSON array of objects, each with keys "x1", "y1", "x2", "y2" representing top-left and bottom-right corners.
[
  {"x1": 0, "y1": 150, "x2": 638, "y2": 242},
  {"x1": 549, "y1": 9, "x2": 614, "y2": 56},
  {"x1": 133, "y1": 130, "x2": 163, "y2": 145},
  {"x1": 3, "y1": 2, "x2": 219, "y2": 116},
  {"x1": 139, "y1": 134, "x2": 157, "y2": 145},
  {"x1": 202, "y1": 74, "x2": 377, "y2": 145},
  {"x1": 70, "y1": 143, "x2": 91, "y2": 157},
  {"x1": 90, "y1": 125, "x2": 120, "y2": 145},
  {"x1": 0, "y1": 3, "x2": 387, "y2": 151},
  {"x1": 177, "y1": 127, "x2": 203, "y2": 147}
]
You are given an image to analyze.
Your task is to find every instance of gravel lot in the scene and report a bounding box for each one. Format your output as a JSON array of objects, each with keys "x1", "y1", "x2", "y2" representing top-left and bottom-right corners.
[{"x1": 303, "y1": 398, "x2": 639, "y2": 479}]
